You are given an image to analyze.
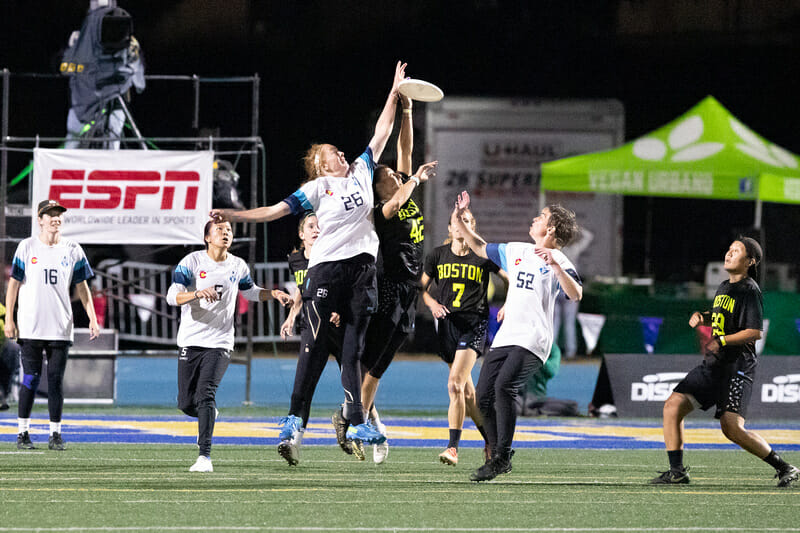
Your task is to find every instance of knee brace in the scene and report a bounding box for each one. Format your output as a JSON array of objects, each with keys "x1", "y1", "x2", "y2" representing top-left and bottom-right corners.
[{"x1": 22, "y1": 373, "x2": 41, "y2": 391}]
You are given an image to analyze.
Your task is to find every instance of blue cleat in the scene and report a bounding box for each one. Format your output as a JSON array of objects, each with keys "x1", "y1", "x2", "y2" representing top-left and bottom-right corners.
[
  {"x1": 346, "y1": 422, "x2": 387, "y2": 445},
  {"x1": 278, "y1": 415, "x2": 303, "y2": 441}
]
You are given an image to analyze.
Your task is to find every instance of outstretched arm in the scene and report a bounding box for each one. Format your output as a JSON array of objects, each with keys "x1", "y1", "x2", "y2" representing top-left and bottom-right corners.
[
  {"x1": 368, "y1": 61, "x2": 406, "y2": 162},
  {"x1": 381, "y1": 161, "x2": 438, "y2": 219},
  {"x1": 450, "y1": 191, "x2": 488, "y2": 259},
  {"x1": 210, "y1": 202, "x2": 291, "y2": 224}
]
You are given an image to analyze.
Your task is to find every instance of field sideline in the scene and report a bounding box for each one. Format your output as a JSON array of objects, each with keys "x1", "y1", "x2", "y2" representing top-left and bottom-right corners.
[{"x1": 1, "y1": 413, "x2": 798, "y2": 532}]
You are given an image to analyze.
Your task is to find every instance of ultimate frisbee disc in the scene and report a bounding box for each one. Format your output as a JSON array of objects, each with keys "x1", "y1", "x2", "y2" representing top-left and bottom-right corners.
[{"x1": 398, "y1": 79, "x2": 444, "y2": 102}]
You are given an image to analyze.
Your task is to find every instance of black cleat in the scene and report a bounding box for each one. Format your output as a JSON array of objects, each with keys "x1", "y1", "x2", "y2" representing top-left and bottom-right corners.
[
  {"x1": 48, "y1": 432, "x2": 67, "y2": 451},
  {"x1": 331, "y1": 406, "x2": 352, "y2": 455},
  {"x1": 277, "y1": 439, "x2": 299, "y2": 466},
  {"x1": 775, "y1": 465, "x2": 799, "y2": 488},
  {"x1": 16, "y1": 431, "x2": 35, "y2": 450},
  {"x1": 470, "y1": 450, "x2": 513, "y2": 482},
  {"x1": 650, "y1": 467, "x2": 690, "y2": 485}
]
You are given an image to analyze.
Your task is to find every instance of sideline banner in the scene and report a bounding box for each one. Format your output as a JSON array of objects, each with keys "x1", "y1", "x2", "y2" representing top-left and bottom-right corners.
[
  {"x1": 599, "y1": 353, "x2": 800, "y2": 419},
  {"x1": 32, "y1": 148, "x2": 213, "y2": 244}
]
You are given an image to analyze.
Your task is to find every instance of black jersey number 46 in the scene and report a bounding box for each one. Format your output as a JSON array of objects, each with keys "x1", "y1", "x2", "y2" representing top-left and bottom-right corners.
[{"x1": 516, "y1": 271, "x2": 535, "y2": 290}]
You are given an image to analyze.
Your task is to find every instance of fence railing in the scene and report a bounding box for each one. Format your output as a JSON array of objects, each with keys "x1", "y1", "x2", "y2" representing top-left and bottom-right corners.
[{"x1": 97, "y1": 260, "x2": 296, "y2": 345}]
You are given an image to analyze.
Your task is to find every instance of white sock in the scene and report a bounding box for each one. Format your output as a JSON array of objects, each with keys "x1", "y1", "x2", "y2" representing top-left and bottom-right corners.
[
  {"x1": 370, "y1": 407, "x2": 382, "y2": 427},
  {"x1": 18, "y1": 418, "x2": 30, "y2": 433},
  {"x1": 50, "y1": 421, "x2": 62, "y2": 435},
  {"x1": 294, "y1": 428, "x2": 305, "y2": 447}
]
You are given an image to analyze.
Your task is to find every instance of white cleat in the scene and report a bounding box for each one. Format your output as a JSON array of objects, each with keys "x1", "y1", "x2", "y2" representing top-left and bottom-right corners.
[
  {"x1": 373, "y1": 441, "x2": 389, "y2": 464},
  {"x1": 373, "y1": 421, "x2": 389, "y2": 464},
  {"x1": 189, "y1": 455, "x2": 213, "y2": 472}
]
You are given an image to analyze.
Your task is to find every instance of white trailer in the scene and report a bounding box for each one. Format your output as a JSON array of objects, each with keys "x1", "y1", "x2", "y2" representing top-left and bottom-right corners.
[{"x1": 424, "y1": 97, "x2": 625, "y2": 277}]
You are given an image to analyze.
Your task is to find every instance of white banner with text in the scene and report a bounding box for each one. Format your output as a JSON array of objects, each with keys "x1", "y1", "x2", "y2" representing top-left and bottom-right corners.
[{"x1": 32, "y1": 149, "x2": 213, "y2": 244}]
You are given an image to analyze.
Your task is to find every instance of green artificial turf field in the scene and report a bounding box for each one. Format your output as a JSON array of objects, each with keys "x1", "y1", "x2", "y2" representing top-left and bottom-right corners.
[{"x1": 0, "y1": 444, "x2": 796, "y2": 532}]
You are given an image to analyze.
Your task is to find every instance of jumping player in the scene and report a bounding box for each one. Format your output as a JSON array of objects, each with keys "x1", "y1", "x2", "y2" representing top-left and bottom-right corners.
[
  {"x1": 333, "y1": 93, "x2": 436, "y2": 464},
  {"x1": 5, "y1": 199, "x2": 100, "y2": 451},
  {"x1": 449, "y1": 192, "x2": 582, "y2": 482},
  {"x1": 650, "y1": 237, "x2": 798, "y2": 488},
  {"x1": 277, "y1": 212, "x2": 354, "y2": 465},
  {"x1": 166, "y1": 219, "x2": 291, "y2": 472},
  {"x1": 212, "y1": 62, "x2": 433, "y2": 447},
  {"x1": 421, "y1": 206, "x2": 505, "y2": 466}
]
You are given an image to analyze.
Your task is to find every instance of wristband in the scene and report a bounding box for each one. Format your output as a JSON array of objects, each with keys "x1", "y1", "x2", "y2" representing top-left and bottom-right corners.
[
  {"x1": 719, "y1": 335, "x2": 727, "y2": 346},
  {"x1": 410, "y1": 175, "x2": 420, "y2": 186},
  {"x1": 403, "y1": 109, "x2": 412, "y2": 115}
]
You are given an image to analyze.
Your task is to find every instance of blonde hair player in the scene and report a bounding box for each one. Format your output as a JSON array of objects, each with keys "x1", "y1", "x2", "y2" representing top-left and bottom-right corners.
[
  {"x1": 421, "y1": 205, "x2": 506, "y2": 467},
  {"x1": 212, "y1": 61, "x2": 436, "y2": 450}
]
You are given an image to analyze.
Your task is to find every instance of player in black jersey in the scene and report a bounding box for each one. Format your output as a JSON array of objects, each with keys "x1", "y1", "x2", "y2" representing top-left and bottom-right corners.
[
  {"x1": 331, "y1": 94, "x2": 437, "y2": 463},
  {"x1": 277, "y1": 212, "x2": 354, "y2": 464},
  {"x1": 421, "y1": 210, "x2": 507, "y2": 466},
  {"x1": 651, "y1": 237, "x2": 798, "y2": 487}
]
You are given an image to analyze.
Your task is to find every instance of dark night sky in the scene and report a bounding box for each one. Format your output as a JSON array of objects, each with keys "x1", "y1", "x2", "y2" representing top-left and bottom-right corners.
[{"x1": 3, "y1": 0, "x2": 800, "y2": 282}]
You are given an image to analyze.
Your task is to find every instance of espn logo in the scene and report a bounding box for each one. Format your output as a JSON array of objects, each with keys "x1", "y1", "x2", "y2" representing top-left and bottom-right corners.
[
  {"x1": 630, "y1": 372, "x2": 687, "y2": 402},
  {"x1": 761, "y1": 374, "x2": 800, "y2": 403},
  {"x1": 48, "y1": 169, "x2": 200, "y2": 210}
]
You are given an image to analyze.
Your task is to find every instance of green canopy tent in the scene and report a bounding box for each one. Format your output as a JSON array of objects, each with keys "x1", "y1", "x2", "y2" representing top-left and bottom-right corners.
[{"x1": 541, "y1": 96, "x2": 800, "y2": 233}]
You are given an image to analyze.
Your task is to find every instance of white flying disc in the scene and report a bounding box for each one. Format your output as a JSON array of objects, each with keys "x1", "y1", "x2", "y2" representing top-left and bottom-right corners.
[{"x1": 398, "y1": 78, "x2": 444, "y2": 102}]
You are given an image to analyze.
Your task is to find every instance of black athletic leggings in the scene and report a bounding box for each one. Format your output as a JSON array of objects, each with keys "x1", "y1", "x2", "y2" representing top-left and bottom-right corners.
[
  {"x1": 18, "y1": 339, "x2": 70, "y2": 422},
  {"x1": 289, "y1": 325, "x2": 343, "y2": 427},
  {"x1": 177, "y1": 346, "x2": 230, "y2": 457},
  {"x1": 476, "y1": 345, "x2": 543, "y2": 460}
]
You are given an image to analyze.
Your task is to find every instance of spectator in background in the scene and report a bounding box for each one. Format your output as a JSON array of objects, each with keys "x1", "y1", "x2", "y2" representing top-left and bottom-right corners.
[{"x1": 552, "y1": 228, "x2": 592, "y2": 359}]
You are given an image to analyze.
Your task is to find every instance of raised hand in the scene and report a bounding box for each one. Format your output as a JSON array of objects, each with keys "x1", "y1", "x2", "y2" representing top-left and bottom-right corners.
[{"x1": 415, "y1": 161, "x2": 438, "y2": 183}]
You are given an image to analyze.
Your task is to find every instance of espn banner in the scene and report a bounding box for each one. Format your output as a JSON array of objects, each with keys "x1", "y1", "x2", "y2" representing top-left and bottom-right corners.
[
  {"x1": 599, "y1": 353, "x2": 800, "y2": 419},
  {"x1": 32, "y1": 148, "x2": 213, "y2": 244}
]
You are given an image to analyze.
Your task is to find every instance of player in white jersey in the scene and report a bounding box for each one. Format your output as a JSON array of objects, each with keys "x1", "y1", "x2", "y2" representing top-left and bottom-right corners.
[
  {"x1": 449, "y1": 192, "x2": 582, "y2": 482},
  {"x1": 166, "y1": 219, "x2": 291, "y2": 472},
  {"x1": 5, "y1": 199, "x2": 100, "y2": 451},
  {"x1": 211, "y1": 61, "x2": 436, "y2": 449}
]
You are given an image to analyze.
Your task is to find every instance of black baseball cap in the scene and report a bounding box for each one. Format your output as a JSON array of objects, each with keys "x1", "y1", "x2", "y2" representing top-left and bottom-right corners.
[{"x1": 37, "y1": 199, "x2": 67, "y2": 217}]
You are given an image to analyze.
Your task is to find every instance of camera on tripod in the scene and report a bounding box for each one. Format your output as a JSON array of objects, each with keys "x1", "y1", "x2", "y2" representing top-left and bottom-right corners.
[{"x1": 61, "y1": 0, "x2": 145, "y2": 149}]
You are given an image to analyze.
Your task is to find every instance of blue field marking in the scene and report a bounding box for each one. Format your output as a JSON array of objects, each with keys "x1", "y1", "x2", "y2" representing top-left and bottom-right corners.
[{"x1": 3, "y1": 414, "x2": 800, "y2": 450}]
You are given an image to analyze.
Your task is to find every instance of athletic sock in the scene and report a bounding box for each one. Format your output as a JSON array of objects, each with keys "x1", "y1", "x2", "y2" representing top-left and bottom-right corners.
[
  {"x1": 448, "y1": 429, "x2": 462, "y2": 449},
  {"x1": 763, "y1": 449, "x2": 790, "y2": 471},
  {"x1": 18, "y1": 418, "x2": 30, "y2": 433},
  {"x1": 667, "y1": 450, "x2": 684, "y2": 471},
  {"x1": 49, "y1": 421, "x2": 62, "y2": 435}
]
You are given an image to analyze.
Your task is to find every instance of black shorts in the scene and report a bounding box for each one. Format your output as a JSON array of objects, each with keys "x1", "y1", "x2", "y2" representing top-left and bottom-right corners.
[
  {"x1": 360, "y1": 281, "x2": 418, "y2": 378},
  {"x1": 303, "y1": 254, "x2": 377, "y2": 323},
  {"x1": 674, "y1": 357, "x2": 756, "y2": 419},
  {"x1": 375, "y1": 279, "x2": 418, "y2": 334},
  {"x1": 435, "y1": 312, "x2": 489, "y2": 364}
]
